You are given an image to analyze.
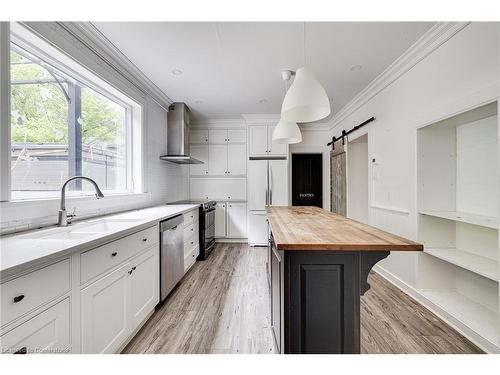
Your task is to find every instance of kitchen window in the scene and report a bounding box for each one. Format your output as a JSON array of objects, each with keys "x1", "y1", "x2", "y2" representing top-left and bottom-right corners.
[{"x1": 3, "y1": 24, "x2": 142, "y2": 201}]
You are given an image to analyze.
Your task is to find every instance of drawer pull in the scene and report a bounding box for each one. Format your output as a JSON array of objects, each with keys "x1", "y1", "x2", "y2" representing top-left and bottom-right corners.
[
  {"x1": 13, "y1": 295, "x2": 25, "y2": 303},
  {"x1": 142, "y1": 238, "x2": 148, "y2": 242},
  {"x1": 191, "y1": 241, "x2": 194, "y2": 245},
  {"x1": 14, "y1": 347, "x2": 27, "y2": 354},
  {"x1": 190, "y1": 228, "x2": 193, "y2": 231},
  {"x1": 111, "y1": 252, "x2": 118, "y2": 257}
]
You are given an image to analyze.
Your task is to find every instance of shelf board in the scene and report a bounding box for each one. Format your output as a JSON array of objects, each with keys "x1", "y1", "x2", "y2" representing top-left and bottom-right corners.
[
  {"x1": 421, "y1": 290, "x2": 500, "y2": 347},
  {"x1": 424, "y1": 248, "x2": 499, "y2": 281},
  {"x1": 419, "y1": 210, "x2": 498, "y2": 229}
]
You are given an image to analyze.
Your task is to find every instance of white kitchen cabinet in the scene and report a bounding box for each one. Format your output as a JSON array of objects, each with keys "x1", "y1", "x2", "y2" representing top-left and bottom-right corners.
[
  {"x1": 190, "y1": 130, "x2": 208, "y2": 144},
  {"x1": 208, "y1": 144, "x2": 227, "y2": 175},
  {"x1": 268, "y1": 125, "x2": 288, "y2": 156},
  {"x1": 190, "y1": 145, "x2": 209, "y2": 175},
  {"x1": 215, "y1": 202, "x2": 227, "y2": 238},
  {"x1": 248, "y1": 211, "x2": 268, "y2": 246},
  {"x1": 209, "y1": 129, "x2": 228, "y2": 143},
  {"x1": 190, "y1": 178, "x2": 246, "y2": 201},
  {"x1": 129, "y1": 247, "x2": 158, "y2": 330},
  {"x1": 248, "y1": 124, "x2": 288, "y2": 157},
  {"x1": 227, "y1": 128, "x2": 246, "y2": 143},
  {"x1": 81, "y1": 244, "x2": 158, "y2": 354},
  {"x1": 227, "y1": 202, "x2": 247, "y2": 238},
  {"x1": 248, "y1": 125, "x2": 268, "y2": 156},
  {"x1": 0, "y1": 298, "x2": 70, "y2": 354},
  {"x1": 1, "y1": 259, "x2": 70, "y2": 327},
  {"x1": 227, "y1": 144, "x2": 247, "y2": 175},
  {"x1": 81, "y1": 262, "x2": 130, "y2": 354}
]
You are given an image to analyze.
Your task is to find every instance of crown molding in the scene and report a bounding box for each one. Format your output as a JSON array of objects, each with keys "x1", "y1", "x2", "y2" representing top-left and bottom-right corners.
[
  {"x1": 328, "y1": 22, "x2": 471, "y2": 131},
  {"x1": 52, "y1": 22, "x2": 173, "y2": 111}
]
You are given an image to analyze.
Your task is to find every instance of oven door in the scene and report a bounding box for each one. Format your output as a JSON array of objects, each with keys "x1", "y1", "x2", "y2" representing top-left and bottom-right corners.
[{"x1": 205, "y1": 208, "x2": 215, "y2": 229}]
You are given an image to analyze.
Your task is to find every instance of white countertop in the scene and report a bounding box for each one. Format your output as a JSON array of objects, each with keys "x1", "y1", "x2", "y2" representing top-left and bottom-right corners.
[{"x1": 0, "y1": 204, "x2": 199, "y2": 278}]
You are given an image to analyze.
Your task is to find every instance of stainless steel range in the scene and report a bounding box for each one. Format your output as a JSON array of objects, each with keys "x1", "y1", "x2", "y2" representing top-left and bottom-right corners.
[{"x1": 169, "y1": 200, "x2": 216, "y2": 260}]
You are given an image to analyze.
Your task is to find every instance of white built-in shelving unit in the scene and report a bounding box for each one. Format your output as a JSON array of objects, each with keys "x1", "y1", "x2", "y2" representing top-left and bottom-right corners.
[{"x1": 417, "y1": 101, "x2": 500, "y2": 352}]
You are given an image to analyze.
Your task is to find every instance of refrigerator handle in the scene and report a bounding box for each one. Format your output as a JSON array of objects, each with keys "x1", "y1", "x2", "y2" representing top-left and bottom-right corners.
[
  {"x1": 270, "y1": 162, "x2": 273, "y2": 205},
  {"x1": 266, "y1": 161, "x2": 270, "y2": 206}
]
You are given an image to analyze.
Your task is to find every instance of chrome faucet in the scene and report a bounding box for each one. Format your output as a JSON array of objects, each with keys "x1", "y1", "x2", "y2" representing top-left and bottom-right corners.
[{"x1": 58, "y1": 176, "x2": 104, "y2": 227}]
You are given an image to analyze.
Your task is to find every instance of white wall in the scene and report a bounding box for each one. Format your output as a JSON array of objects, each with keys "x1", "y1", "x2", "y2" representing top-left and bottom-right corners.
[
  {"x1": 347, "y1": 134, "x2": 368, "y2": 223},
  {"x1": 327, "y1": 22, "x2": 499, "y2": 286}
]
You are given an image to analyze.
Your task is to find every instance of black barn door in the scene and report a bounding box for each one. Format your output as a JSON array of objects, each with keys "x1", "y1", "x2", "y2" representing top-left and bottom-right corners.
[{"x1": 292, "y1": 154, "x2": 323, "y2": 208}]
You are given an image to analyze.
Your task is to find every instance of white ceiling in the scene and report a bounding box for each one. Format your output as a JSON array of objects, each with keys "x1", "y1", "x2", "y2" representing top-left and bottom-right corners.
[{"x1": 94, "y1": 22, "x2": 435, "y2": 121}]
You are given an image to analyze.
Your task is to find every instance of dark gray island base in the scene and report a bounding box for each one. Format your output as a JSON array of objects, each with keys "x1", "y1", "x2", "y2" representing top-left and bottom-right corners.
[{"x1": 265, "y1": 206, "x2": 423, "y2": 354}]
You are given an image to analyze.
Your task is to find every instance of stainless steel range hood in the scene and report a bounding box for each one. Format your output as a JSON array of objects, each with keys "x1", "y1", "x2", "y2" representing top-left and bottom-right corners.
[{"x1": 160, "y1": 102, "x2": 203, "y2": 164}]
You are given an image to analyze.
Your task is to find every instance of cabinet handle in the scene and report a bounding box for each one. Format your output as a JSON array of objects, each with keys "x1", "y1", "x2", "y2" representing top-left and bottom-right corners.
[
  {"x1": 142, "y1": 238, "x2": 148, "y2": 242},
  {"x1": 128, "y1": 266, "x2": 136, "y2": 275},
  {"x1": 14, "y1": 347, "x2": 27, "y2": 354},
  {"x1": 13, "y1": 295, "x2": 25, "y2": 303},
  {"x1": 111, "y1": 252, "x2": 117, "y2": 257},
  {"x1": 190, "y1": 228, "x2": 193, "y2": 231},
  {"x1": 191, "y1": 241, "x2": 194, "y2": 245}
]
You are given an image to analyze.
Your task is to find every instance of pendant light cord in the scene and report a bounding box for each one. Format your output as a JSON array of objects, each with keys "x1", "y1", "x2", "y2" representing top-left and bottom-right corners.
[{"x1": 303, "y1": 22, "x2": 306, "y2": 67}]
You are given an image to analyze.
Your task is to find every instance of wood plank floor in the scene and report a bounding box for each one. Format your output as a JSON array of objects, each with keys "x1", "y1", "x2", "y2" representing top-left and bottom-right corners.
[{"x1": 122, "y1": 243, "x2": 482, "y2": 354}]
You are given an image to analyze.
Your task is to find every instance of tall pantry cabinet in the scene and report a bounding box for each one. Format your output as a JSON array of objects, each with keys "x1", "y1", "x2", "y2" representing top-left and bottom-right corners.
[{"x1": 189, "y1": 127, "x2": 247, "y2": 240}]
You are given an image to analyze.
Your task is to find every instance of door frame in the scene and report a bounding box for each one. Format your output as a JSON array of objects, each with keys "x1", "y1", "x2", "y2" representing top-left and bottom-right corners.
[{"x1": 289, "y1": 148, "x2": 330, "y2": 210}]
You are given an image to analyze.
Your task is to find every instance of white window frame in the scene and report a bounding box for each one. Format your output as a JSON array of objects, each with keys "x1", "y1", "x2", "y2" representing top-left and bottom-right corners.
[{"x1": 1, "y1": 22, "x2": 144, "y2": 204}]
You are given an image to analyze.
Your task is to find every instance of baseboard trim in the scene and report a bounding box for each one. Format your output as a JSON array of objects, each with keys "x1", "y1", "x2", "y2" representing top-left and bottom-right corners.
[{"x1": 372, "y1": 264, "x2": 500, "y2": 354}]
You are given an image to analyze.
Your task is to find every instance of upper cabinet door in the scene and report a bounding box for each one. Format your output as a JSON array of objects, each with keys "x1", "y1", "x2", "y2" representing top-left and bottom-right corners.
[
  {"x1": 190, "y1": 130, "x2": 209, "y2": 144},
  {"x1": 208, "y1": 144, "x2": 228, "y2": 175},
  {"x1": 248, "y1": 125, "x2": 269, "y2": 156},
  {"x1": 190, "y1": 145, "x2": 209, "y2": 175},
  {"x1": 227, "y1": 128, "x2": 246, "y2": 143},
  {"x1": 227, "y1": 144, "x2": 247, "y2": 175},
  {"x1": 268, "y1": 125, "x2": 288, "y2": 156},
  {"x1": 208, "y1": 129, "x2": 228, "y2": 144}
]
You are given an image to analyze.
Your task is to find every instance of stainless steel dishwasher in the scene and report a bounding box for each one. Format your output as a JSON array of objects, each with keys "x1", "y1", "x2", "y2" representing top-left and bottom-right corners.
[{"x1": 160, "y1": 214, "x2": 184, "y2": 301}]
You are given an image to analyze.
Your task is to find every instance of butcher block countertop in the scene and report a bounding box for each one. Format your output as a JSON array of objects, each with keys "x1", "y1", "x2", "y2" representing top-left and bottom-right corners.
[{"x1": 266, "y1": 206, "x2": 423, "y2": 251}]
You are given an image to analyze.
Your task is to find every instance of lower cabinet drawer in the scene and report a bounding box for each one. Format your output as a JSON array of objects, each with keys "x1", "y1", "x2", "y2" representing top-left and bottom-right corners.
[
  {"x1": 80, "y1": 226, "x2": 157, "y2": 284},
  {"x1": 184, "y1": 233, "x2": 199, "y2": 257},
  {"x1": 1, "y1": 259, "x2": 70, "y2": 327},
  {"x1": 0, "y1": 298, "x2": 70, "y2": 354},
  {"x1": 183, "y1": 209, "x2": 199, "y2": 227},
  {"x1": 184, "y1": 245, "x2": 199, "y2": 273},
  {"x1": 183, "y1": 221, "x2": 199, "y2": 239}
]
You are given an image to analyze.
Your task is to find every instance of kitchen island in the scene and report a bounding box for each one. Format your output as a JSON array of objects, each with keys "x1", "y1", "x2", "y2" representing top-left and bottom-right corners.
[{"x1": 265, "y1": 206, "x2": 423, "y2": 354}]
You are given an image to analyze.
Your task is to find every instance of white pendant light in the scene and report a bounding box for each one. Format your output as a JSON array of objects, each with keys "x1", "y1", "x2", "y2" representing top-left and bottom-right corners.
[
  {"x1": 272, "y1": 118, "x2": 302, "y2": 144},
  {"x1": 281, "y1": 67, "x2": 330, "y2": 123},
  {"x1": 272, "y1": 70, "x2": 302, "y2": 144},
  {"x1": 281, "y1": 23, "x2": 331, "y2": 123}
]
